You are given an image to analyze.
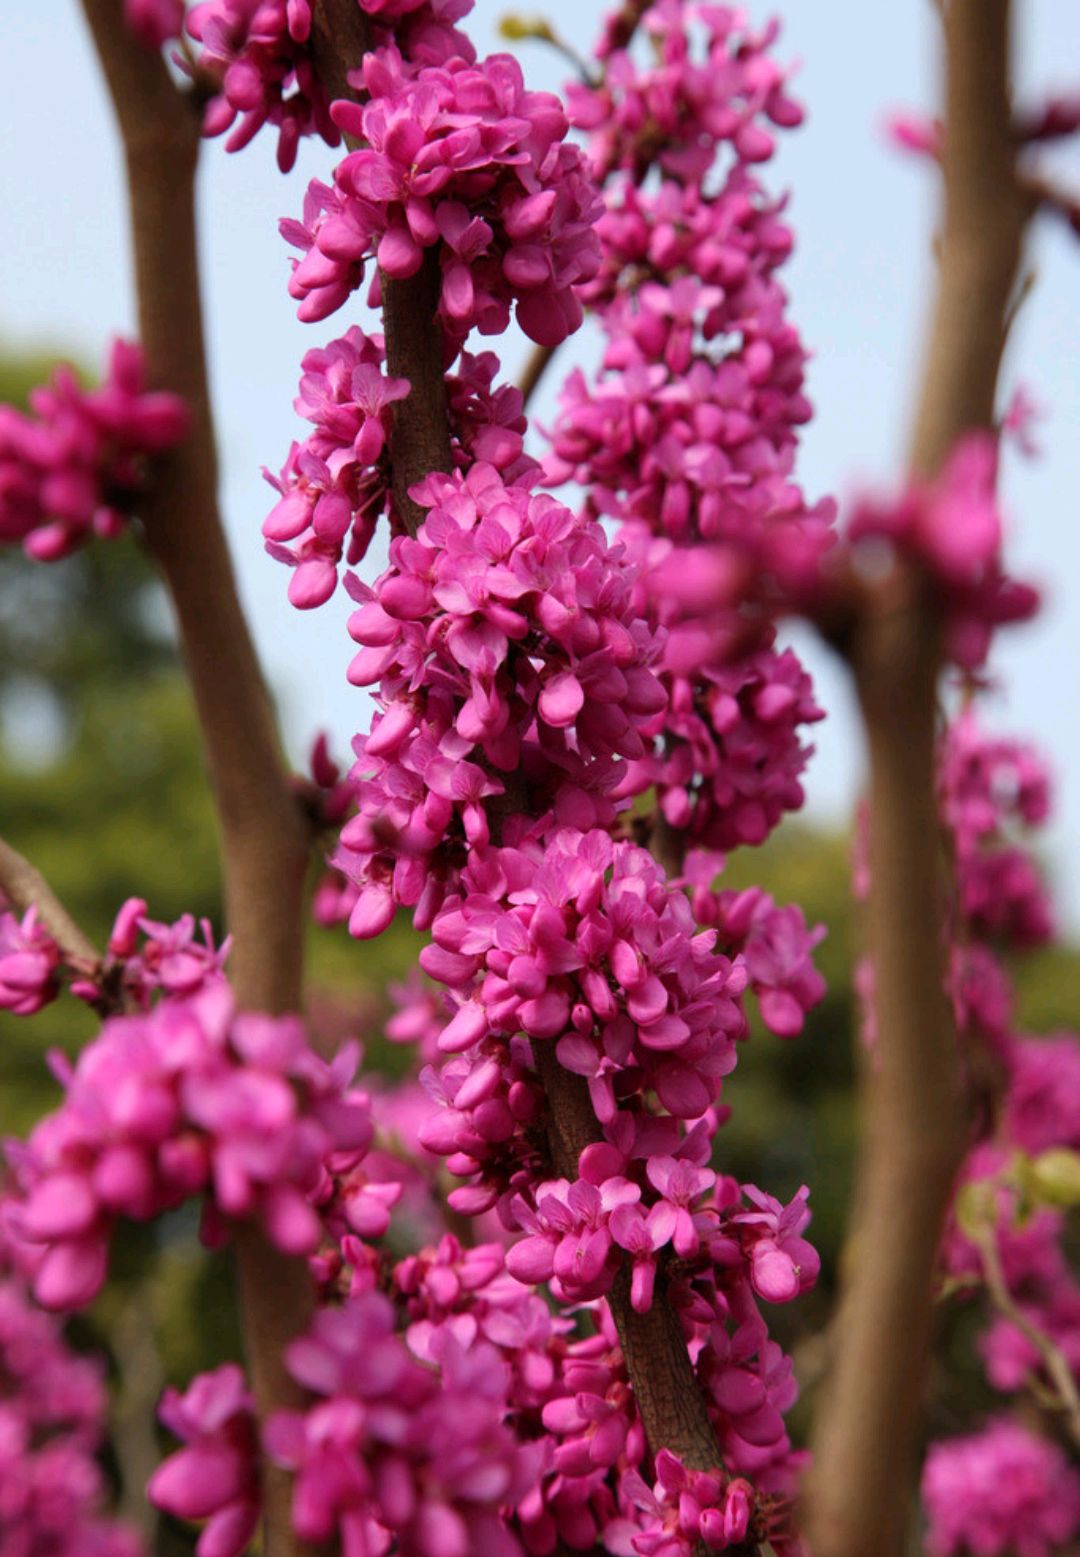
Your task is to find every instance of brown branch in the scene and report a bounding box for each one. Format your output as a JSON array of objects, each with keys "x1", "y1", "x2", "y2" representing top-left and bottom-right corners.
[
  {"x1": 310, "y1": 2, "x2": 453, "y2": 537},
  {"x1": 806, "y1": 5, "x2": 1029, "y2": 1555},
  {"x1": 380, "y1": 252, "x2": 455, "y2": 532},
  {"x1": 907, "y1": 0, "x2": 1029, "y2": 476},
  {"x1": 975, "y1": 1226, "x2": 1080, "y2": 1450},
  {"x1": 0, "y1": 837, "x2": 100, "y2": 972},
  {"x1": 534, "y1": 1045, "x2": 722, "y2": 1474},
  {"x1": 74, "y1": 8, "x2": 316, "y2": 1555},
  {"x1": 518, "y1": 340, "x2": 558, "y2": 408}
]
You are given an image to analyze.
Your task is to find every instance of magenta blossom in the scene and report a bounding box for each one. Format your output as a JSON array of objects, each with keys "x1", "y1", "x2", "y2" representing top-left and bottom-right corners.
[
  {"x1": 922, "y1": 1420, "x2": 1080, "y2": 1557},
  {"x1": 0, "y1": 339, "x2": 188, "y2": 562},
  {"x1": 286, "y1": 48, "x2": 601, "y2": 342},
  {"x1": 0, "y1": 904, "x2": 61, "y2": 1016},
  {"x1": 149, "y1": 1366, "x2": 260, "y2": 1557},
  {"x1": 730, "y1": 1185, "x2": 820, "y2": 1303}
]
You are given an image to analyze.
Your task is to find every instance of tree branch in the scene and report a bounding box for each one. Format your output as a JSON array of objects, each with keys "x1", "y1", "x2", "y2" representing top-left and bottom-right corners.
[
  {"x1": 0, "y1": 837, "x2": 100, "y2": 972},
  {"x1": 806, "y1": 4, "x2": 1029, "y2": 1554},
  {"x1": 518, "y1": 340, "x2": 558, "y2": 408},
  {"x1": 907, "y1": 0, "x2": 1029, "y2": 476},
  {"x1": 975, "y1": 1225, "x2": 1080, "y2": 1451},
  {"x1": 75, "y1": 9, "x2": 316, "y2": 1554},
  {"x1": 534, "y1": 1044, "x2": 723, "y2": 1477}
]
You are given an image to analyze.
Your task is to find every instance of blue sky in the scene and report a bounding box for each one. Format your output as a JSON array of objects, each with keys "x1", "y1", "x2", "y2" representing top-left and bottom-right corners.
[{"x1": 3, "y1": 0, "x2": 1080, "y2": 924}]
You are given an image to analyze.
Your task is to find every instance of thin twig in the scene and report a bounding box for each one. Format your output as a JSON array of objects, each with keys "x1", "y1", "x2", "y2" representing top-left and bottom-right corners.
[
  {"x1": 806, "y1": 4, "x2": 1030, "y2": 1555},
  {"x1": 75, "y1": 8, "x2": 316, "y2": 1555},
  {"x1": 518, "y1": 340, "x2": 558, "y2": 408},
  {"x1": 975, "y1": 1226, "x2": 1080, "y2": 1450},
  {"x1": 0, "y1": 837, "x2": 100, "y2": 972}
]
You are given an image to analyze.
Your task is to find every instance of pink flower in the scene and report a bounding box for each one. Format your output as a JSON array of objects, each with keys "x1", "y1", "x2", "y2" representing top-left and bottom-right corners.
[
  {"x1": 124, "y1": 0, "x2": 185, "y2": 46},
  {"x1": 286, "y1": 50, "x2": 602, "y2": 343},
  {"x1": 922, "y1": 1420, "x2": 1080, "y2": 1557},
  {"x1": 0, "y1": 905, "x2": 61, "y2": 1016},
  {"x1": 149, "y1": 1366, "x2": 260, "y2": 1557},
  {"x1": 609, "y1": 1200, "x2": 677, "y2": 1311},
  {"x1": 0, "y1": 340, "x2": 188, "y2": 563},
  {"x1": 646, "y1": 1156, "x2": 716, "y2": 1259},
  {"x1": 5, "y1": 986, "x2": 372, "y2": 1309},
  {"x1": 730, "y1": 1185, "x2": 820, "y2": 1303}
]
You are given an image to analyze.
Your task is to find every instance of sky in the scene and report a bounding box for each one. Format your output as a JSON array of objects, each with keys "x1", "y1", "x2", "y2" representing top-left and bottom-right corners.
[{"x1": 3, "y1": 1, "x2": 1080, "y2": 925}]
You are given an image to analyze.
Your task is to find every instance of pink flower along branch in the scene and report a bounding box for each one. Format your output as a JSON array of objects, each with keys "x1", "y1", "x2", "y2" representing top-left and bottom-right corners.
[
  {"x1": 306, "y1": 0, "x2": 731, "y2": 1494},
  {"x1": 0, "y1": 837, "x2": 101, "y2": 980}
]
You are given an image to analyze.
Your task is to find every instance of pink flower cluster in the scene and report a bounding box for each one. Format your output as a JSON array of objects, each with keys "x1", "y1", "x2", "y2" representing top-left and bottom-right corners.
[
  {"x1": 539, "y1": 1, "x2": 830, "y2": 867},
  {"x1": 847, "y1": 435, "x2": 1039, "y2": 670},
  {"x1": 515, "y1": 1172, "x2": 814, "y2": 1552},
  {"x1": 95, "y1": 897, "x2": 232, "y2": 1008},
  {"x1": 394, "y1": 1233, "x2": 567, "y2": 1412},
  {"x1": 294, "y1": 1198, "x2": 815, "y2": 1556},
  {"x1": 263, "y1": 326, "x2": 411, "y2": 608},
  {"x1": 0, "y1": 340, "x2": 188, "y2": 562},
  {"x1": 0, "y1": 903, "x2": 61, "y2": 1016},
  {"x1": 4, "y1": 985, "x2": 372, "y2": 1310},
  {"x1": 938, "y1": 712, "x2": 1053, "y2": 949},
  {"x1": 149, "y1": 1365, "x2": 260, "y2": 1557},
  {"x1": 0, "y1": 894, "x2": 230, "y2": 1019},
  {"x1": 263, "y1": 329, "x2": 538, "y2": 608},
  {"x1": 545, "y1": 3, "x2": 827, "y2": 600},
  {"x1": 546, "y1": 333, "x2": 815, "y2": 573},
  {"x1": 613, "y1": 617, "x2": 824, "y2": 852},
  {"x1": 335, "y1": 464, "x2": 664, "y2": 936},
  {"x1": 569, "y1": 0, "x2": 803, "y2": 183},
  {"x1": 921, "y1": 1419, "x2": 1080, "y2": 1557},
  {"x1": 416, "y1": 1030, "x2": 545, "y2": 1216},
  {"x1": 426, "y1": 828, "x2": 745, "y2": 1124},
  {"x1": 621, "y1": 1452, "x2": 755, "y2": 1554},
  {"x1": 124, "y1": 0, "x2": 184, "y2": 47},
  {"x1": 187, "y1": 0, "x2": 340, "y2": 173},
  {"x1": 0, "y1": 1218, "x2": 142, "y2": 1557},
  {"x1": 284, "y1": 48, "x2": 602, "y2": 343},
  {"x1": 188, "y1": 0, "x2": 478, "y2": 171},
  {"x1": 922, "y1": 708, "x2": 1080, "y2": 1538},
  {"x1": 266, "y1": 1292, "x2": 541, "y2": 1556},
  {"x1": 688, "y1": 873, "x2": 826, "y2": 1038}
]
